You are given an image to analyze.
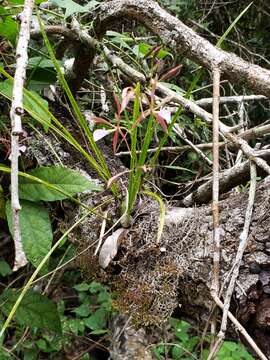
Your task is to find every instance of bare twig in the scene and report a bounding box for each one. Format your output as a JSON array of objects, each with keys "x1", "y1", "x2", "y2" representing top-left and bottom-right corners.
[
  {"x1": 241, "y1": 123, "x2": 270, "y2": 141},
  {"x1": 209, "y1": 67, "x2": 221, "y2": 351},
  {"x1": 212, "y1": 293, "x2": 268, "y2": 360},
  {"x1": 116, "y1": 142, "x2": 224, "y2": 156},
  {"x1": 209, "y1": 163, "x2": 257, "y2": 359},
  {"x1": 228, "y1": 134, "x2": 270, "y2": 175},
  {"x1": 10, "y1": 0, "x2": 34, "y2": 271},
  {"x1": 173, "y1": 124, "x2": 213, "y2": 166},
  {"x1": 156, "y1": 82, "x2": 230, "y2": 134},
  {"x1": 196, "y1": 94, "x2": 267, "y2": 107}
]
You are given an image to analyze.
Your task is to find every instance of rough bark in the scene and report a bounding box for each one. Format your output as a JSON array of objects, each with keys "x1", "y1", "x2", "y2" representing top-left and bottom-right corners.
[
  {"x1": 93, "y1": 0, "x2": 270, "y2": 97},
  {"x1": 26, "y1": 121, "x2": 270, "y2": 357},
  {"x1": 103, "y1": 178, "x2": 270, "y2": 358}
]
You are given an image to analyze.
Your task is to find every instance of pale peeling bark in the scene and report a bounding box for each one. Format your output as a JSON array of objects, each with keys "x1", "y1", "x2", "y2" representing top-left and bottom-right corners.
[{"x1": 93, "y1": 0, "x2": 270, "y2": 97}]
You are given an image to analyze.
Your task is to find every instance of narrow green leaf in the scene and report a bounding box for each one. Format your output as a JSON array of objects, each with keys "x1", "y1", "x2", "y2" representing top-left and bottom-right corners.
[
  {"x1": 0, "y1": 289, "x2": 62, "y2": 334},
  {"x1": 6, "y1": 200, "x2": 53, "y2": 267},
  {"x1": 216, "y1": 2, "x2": 253, "y2": 48},
  {"x1": 0, "y1": 79, "x2": 51, "y2": 131},
  {"x1": 18, "y1": 166, "x2": 102, "y2": 201},
  {"x1": 37, "y1": 14, "x2": 114, "y2": 189}
]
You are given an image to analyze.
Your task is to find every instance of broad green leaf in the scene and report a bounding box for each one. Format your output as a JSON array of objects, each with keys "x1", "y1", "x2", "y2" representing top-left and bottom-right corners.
[
  {"x1": 0, "y1": 79, "x2": 51, "y2": 131},
  {"x1": 6, "y1": 200, "x2": 53, "y2": 267},
  {"x1": 132, "y1": 43, "x2": 150, "y2": 58},
  {"x1": 23, "y1": 349, "x2": 39, "y2": 360},
  {"x1": 84, "y1": 308, "x2": 107, "y2": 330},
  {"x1": 0, "y1": 350, "x2": 11, "y2": 360},
  {"x1": 89, "y1": 281, "x2": 106, "y2": 294},
  {"x1": 74, "y1": 283, "x2": 91, "y2": 292},
  {"x1": 18, "y1": 166, "x2": 102, "y2": 201},
  {"x1": 72, "y1": 303, "x2": 91, "y2": 317},
  {"x1": 52, "y1": 0, "x2": 99, "y2": 18},
  {"x1": 0, "y1": 289, "x2": 62, "y2": 334},
  {"x1": 27, "y1": 57, "x2": 55, "y2": 69},
  {"x1": 7, "y1": 0, "x2": 24, "y2": 4},
  {"x1": 0, "y1": 16, "x2": 18, "y2": 45},
  {"x1": 0, "y1": 260, "x2": 12, "y2": 277},
  {"x1": 0, "y1": 6, "x2": 7, "y2": 15},
  {"x1": 172, "y1": 345, "x2": 183, "y2": 359},
  {"x1": 65, "y1": 318, "x2": 85, "y2": 335}
]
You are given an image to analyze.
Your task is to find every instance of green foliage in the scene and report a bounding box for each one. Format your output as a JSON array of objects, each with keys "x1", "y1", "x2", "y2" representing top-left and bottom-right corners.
[
  {"x1": 152, "y1": 319, "x2": 254, "y2": 360},
  {"x1": 0, "y1": 15, "x2": 18, "y2": 45},
  {"x1": 65, "y1": 281, "x2": 113, "y2": 335},
  {"x1": 216, "y1": 341, "x2": 254, "y2": 360},
  {"x1": 6, "y1": 200, "x2": 53, "y2": 267},
  {"x1": 37, "y1": 13, "x2": 115, "y2": 189},
  {"x1": 0, "y1": 289, "x2": 62, "y2": 334},
  {"x1": 0, "y1": 79, "x2": 51, "y2": 132},
  {"x1": 0, "y1": 279, "x2": 113, "y2": 358},
  {"x1": 0, "y1": 164, "x2": 102, "y2": 268},
  {"x1": 52, "y1": 0, "x2": 99, "y2": 18},
  {"x1": 0, "y1": 1, "x2": 266, "y2": 358},
  {"x1": 18, "y1": 166, "x2": 102, "y2": 201},
  {"x1": 0, "y1": 260, "x2": 12, "y2": 277}
]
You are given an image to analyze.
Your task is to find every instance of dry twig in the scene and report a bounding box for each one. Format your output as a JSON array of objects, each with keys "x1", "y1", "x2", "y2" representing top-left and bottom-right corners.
[
  {"x1": 209, "y1": 163, "x2": 257, "y2": 359},
  {"x1": 209, "y1": 67, "x2": 221, "y2": 351},
  {"x1": 10, "y1": 0, "x2": 34, "y2": 271}
]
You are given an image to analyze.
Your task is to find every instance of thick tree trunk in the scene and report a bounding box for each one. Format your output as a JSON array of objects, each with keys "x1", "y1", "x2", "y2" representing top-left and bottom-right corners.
[
  {"x1": 104, "y1": 178, "x2": 270, "y2": 358},
  {"x1": 27, "y1": 128, "x2": 270, "y2": 357}
]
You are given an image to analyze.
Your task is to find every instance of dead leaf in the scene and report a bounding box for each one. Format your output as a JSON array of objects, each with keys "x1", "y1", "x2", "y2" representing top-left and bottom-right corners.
[{"x1": 99, "y1": 228, "x2": 126, "y2": 269}]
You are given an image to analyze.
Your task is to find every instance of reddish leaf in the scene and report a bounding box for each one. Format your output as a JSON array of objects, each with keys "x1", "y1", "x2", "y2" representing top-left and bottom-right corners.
[
  {"x1": 143, "y1": 44, "x2": 162, "y2": 59},
  {"x1": 156, "y1": 112, "x2": 168, "y2": 133},
  {"x1": 160, "y1": 64, "x2": 182, "y2": 81},
  {"x1": 107, "y1": 170, "x2": 130, "y2": 189},
  {"x1": 150, "y1": 77, "x2": 158, "y2": 111},
  {"x1": 118, "y1": 129, "x2": 131, "y2": 153},
  {"x1": 91, "y1": 117, "x2": 111, "y2": 126},
  {"x1": 112, "y1": 130, "x2": 119, "y2": 154},
  {"x1": 113, "y1": 92, "x2": 121, "y2": 115}
]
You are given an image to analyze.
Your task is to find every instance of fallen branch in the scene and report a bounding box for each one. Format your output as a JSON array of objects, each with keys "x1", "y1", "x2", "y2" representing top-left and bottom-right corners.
[
  {"x1": 182, "y1": 152, "x2": 270, "y2": 206},
  {"x1": 209, "y1": 162, "x2": 257, "y2": 359},
  {"x1": 210, "y1": 67, "x2": 221, "y2": 349},
  {"x1": 10, "y1": 0, "x2": 34, "y2": 271},
  {"x1": 94, "y1": 0, "x2": 270, "y2": 97},
  {"x1": 196, "y1": 95, "x2": 267, "y2": 107},
  {"x1": 212, "y1": 294, "x2": 268, "y2": 360}
]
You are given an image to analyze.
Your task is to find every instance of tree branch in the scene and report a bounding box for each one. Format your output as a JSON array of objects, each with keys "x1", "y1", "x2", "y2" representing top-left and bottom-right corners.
[
  {"x1": 94, "y1": 0, "x2": 270, "y2": 97},
  {"x1": 10, "y1": 0, "x2": 34, "y2": 271}
]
